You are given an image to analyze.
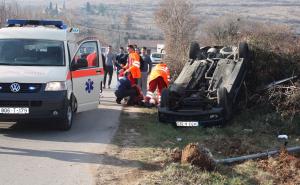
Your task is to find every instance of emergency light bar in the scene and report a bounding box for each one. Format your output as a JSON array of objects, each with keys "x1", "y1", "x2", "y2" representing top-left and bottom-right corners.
[{"x1": 6, "y1": 19, "x2": 67, "y2": 29}]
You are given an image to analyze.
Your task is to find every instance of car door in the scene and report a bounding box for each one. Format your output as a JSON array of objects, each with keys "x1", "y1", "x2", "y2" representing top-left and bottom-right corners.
[{"x1": 70, "y1": 40, "x2": 104, "y2": 112}]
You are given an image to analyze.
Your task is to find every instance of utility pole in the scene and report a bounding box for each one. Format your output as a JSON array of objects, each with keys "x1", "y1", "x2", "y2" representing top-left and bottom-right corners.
[
  {"x1": 118, "y1": 25, "x2": 120, "y2": 47},
  {"x1": 3, "y1": 0, "x2": 6, "y2": 26}
]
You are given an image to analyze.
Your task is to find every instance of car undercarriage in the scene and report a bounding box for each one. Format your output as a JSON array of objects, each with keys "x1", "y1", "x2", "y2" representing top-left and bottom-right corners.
[{"x1": 158, "y1": 42, "x2": 250, "y2": 126}]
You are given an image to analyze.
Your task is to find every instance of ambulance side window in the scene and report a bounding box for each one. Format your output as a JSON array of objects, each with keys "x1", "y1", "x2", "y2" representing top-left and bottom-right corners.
[{"x1": 72, "y1": 41, "x2": 99, "y2": 69}]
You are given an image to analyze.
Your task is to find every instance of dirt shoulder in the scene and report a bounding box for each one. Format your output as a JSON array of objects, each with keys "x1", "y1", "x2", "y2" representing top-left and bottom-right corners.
[
  {"x1": 95, "y1": 107, "x2": 163, "y2": 185},
  {"x1": 96, "y1": 105, "x2": 300, "y2": 185}
]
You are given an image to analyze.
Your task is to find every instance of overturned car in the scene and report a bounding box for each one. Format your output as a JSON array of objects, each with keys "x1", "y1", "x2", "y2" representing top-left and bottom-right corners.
[{"x1": 158, "y1": 42, "x2": 250, "y2": 126}]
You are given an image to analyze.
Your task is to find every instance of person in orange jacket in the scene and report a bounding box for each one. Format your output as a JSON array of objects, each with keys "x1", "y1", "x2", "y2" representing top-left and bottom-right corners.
[
  {"x1": 86, "y1": 51, "x2": 97, "y2": 67},
  {"x1": 123, "y1": 45, "x2": 141, "y2": 85},
  {"x1": 144, "y1": 61, "x2": 170, "y2": 105}
]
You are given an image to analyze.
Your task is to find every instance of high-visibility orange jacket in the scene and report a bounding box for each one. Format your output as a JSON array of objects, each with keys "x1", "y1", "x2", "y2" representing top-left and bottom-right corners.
[
  {"x1": 150, "y1": 63, "x2": 170, "y2": 86},
  {"x1": 128, "y1": 52, "x2": 141, "y2": 78},
  {"x1": 86, "y1": 52, "x2": 97, "y2": 67}
]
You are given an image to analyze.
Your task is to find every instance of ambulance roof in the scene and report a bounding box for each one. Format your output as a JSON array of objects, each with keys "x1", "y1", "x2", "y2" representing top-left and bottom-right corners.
[
  {"x1": 0, "y1": 19, "x2": 70, "y2": 41},
  {"x1": 0, "y1": 27, "x2": 69, "y2": 41}
]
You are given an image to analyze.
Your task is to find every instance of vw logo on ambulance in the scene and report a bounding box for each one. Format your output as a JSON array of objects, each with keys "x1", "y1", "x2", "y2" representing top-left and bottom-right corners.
[{"x1": 10, "y1": 83, "x2": 21, "y2": 93}]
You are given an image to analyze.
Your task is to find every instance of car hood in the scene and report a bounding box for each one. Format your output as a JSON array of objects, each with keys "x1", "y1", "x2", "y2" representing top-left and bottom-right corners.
[{"x1": 0, "y1": 66, "x2": 68, "y2": 83}]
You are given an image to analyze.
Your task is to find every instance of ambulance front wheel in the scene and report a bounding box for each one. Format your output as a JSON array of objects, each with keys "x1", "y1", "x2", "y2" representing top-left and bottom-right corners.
[{"x1": 59, "y1": 102, "x2": 73, "y2": 131}]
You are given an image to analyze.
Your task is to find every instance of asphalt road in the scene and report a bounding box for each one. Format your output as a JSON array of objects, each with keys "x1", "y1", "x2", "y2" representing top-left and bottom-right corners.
[{"x1": 0, "y1": 77, "x2": 121, "y2": 185}]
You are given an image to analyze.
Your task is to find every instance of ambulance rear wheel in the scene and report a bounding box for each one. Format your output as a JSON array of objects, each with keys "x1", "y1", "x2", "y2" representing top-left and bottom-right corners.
[{"x1": 59, "y1": 102, "x2": 73, "y2": 131}]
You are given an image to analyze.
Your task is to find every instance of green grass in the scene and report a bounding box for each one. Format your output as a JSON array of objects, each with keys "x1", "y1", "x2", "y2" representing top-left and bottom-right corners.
[
  {"x1": 114, "y1": 106, "x2": 300, "y2": 157},
  {"x1": 112, "y1": 106, "x2": 300, "y2": 184}
]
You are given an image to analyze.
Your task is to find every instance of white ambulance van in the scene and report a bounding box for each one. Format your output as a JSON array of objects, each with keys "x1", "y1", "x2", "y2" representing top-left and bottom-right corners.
[{"x1": 0, "y1": 19, "x2": 104, "y2": 130}]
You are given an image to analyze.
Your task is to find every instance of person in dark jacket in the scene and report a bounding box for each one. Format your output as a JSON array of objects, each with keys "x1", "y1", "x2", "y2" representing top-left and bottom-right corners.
[
  {"x1": 115, "y1": 47, "x2": 128, "y2": 81},
  {"x1": 139, "y1": 47, "x2": 152, "y2": 96},
  {"x1": 104, "y1": 45, "x2": 116, "y2": 89},
  {"x1": 115, "y1": 70, "x2": 137, "y2": 104}
]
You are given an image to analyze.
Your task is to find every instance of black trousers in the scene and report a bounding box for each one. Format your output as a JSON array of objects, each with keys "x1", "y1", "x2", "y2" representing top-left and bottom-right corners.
[
  {"x1": 104, "y1": 66, "x2": 113, "y2": 86},
  {"x1": 115, "y1": 88, "x2": 137, "y2": 102}
]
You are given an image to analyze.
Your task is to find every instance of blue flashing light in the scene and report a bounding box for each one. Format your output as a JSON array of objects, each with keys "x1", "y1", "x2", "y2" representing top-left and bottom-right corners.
[
  {"x1": 0, "y1": 86, "x2": 2, "y2": 90},
  {"x1": 28, "y1": 86, "x2": 36, "y2": 91},
  {"x1": 6, "y1": 19, "x2": 67, "y2": 29}
]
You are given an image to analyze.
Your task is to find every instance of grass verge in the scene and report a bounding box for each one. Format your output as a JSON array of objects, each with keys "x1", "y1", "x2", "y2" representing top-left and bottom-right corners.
[{"x1": 111, "y1": 106, "x2": 300, "y2": 184}]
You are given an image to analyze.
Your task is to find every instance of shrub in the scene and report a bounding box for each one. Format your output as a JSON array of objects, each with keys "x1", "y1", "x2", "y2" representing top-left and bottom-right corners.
[{"x1": 155, "y1": 0, "x2": 198, "y2": 75}]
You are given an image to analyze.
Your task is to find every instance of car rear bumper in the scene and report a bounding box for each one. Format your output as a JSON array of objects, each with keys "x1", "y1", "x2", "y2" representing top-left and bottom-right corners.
[
  {"x1": 0, "y1": 91, "x2": 68, "y2": 121},
  {"x1": 158, "y1": 107, "x2": 224, "y2": 126}
]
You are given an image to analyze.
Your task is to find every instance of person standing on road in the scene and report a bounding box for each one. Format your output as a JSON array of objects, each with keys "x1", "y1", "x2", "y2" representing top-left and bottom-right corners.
[
  {"x1": 115, "y1": 47, "x2": 127, "y2": 81},
  {"x1": 104, "y1": 45, "x2": 116, "y2": 89},
  {"x1": 123, "y1": 45, "x2": 141, "y2": 85},
  {"x1": 139, "y1": 47, "x2": 152, "y2": 96},
  {"x1": 135, "y1": 47, "x2": 141, "y2": 55}
]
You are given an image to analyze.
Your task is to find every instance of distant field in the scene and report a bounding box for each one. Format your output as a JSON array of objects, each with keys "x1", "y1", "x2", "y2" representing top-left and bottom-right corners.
[{"x1": 20, "y1": 0, "x2": 300, "y2": 33}]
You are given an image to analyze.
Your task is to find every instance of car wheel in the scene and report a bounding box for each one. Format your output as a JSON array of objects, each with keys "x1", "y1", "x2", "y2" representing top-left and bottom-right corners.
[
  {"x1": 189, "y1": 42, "x2": 200, "y2": 60},
  {"x1": 217, "y1": 87, "x2": 233, "y2": 121},
  {"x1": 160, "y1": 88, "x2": 169, "y2": 108},
  {"x1": 59, "y1": 102, "x2": 73, "y2": 131},
  {"x1": 238, "y1": 42, "x2": 249, "y2": 61}
]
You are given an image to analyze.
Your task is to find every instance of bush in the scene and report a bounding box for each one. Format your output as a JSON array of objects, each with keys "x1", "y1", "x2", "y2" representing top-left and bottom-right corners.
[
  {"x1": 155, "y1": 0, "x2": 198, "y2": 75},
  {"x1": 201, "y1": 16, "x2": 300, "y2": 119}
]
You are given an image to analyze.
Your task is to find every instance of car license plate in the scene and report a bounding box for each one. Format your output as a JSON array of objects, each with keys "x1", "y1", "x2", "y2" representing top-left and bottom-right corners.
[
  {"x1": 0, "y1": 107, "x2": 29, "y2": 114},
  {"x1": 176, "y1": 121, "x2": 199, "y2": 127}
]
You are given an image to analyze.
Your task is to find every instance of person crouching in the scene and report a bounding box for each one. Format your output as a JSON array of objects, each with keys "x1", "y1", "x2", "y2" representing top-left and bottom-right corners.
[
  {"x1": 115, "y1": 70, "x2": 143, "y2": 105},
  {"x1": 144, "y1": 61, "x2": 170, "y2": 106}
]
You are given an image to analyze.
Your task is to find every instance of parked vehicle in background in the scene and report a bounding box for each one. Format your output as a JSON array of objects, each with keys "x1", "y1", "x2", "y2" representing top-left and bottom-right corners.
[
  {"x1": 150, "y1": 52, "x2": 165, "y2": 64},
  {"x1": 157, "y1": 44, "x2": 165, "y2": 53}
]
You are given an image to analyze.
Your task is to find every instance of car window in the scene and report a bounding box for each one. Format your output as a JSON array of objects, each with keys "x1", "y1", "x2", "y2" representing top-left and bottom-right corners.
[
  {"x1": 0, "y1": 39, "x2": 65, "y2": 66},
  {"x1": 72, "y1": 41, "x2": 99, "y2": 69},
  {"x1": 152, "y1": 53, "x2": 165, "y2": 59}
]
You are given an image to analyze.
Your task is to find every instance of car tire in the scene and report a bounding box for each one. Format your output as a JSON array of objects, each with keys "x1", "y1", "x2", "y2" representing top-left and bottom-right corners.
[
  {"x1": 160, "y1": 88, "x2": 169, "y2": 108},
  {"x1": 189, "y1": 42, "x2": 200, "y2": 60},
  {"x1": 217, "y1": 87, "x2": 233, "y2": 121},
  {"x1": 59, "y1": 101, "x2": 73, "y2": 131},
  {"x1": 238, "y1": 42, "x2": 249, "y2": 61}
]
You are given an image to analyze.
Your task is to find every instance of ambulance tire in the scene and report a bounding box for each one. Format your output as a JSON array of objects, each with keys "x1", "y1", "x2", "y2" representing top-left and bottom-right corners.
[
  {"x1": 59, "y1": 101, "x2": 73, "y2": 131},
  {"x1": 71, "y1": 95, "x2": 77, "y2": 112}
]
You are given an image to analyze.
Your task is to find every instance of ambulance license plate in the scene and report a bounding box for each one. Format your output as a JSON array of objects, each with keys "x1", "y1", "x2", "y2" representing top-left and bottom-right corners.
[
  {"x1": 0, "y1": 107, "x2": 29, "y2": 114},
  {"x1": 176, "y1": 121, "x2": 199, "y2": 127}
]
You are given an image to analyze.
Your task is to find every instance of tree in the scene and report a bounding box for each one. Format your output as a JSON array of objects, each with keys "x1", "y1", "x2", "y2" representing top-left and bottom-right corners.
[
  {"x1": 97, "y1": 3, "x2": 106, "y2": 16},
  {"x1": 122, "y1": 13, "x2": 133, "y2": 30},
  {"x1": 49, "y1": 2, "x2": 53, "y2": 10},
  {"x1": 54, "y1": 3, "x2": 58, "y2": 16},
  {"x1": 63, "y1": 0, "x2": 66, "y2": 10},
  {"x1": 86, "y1": 2, "x2": 91, "y2": 13},
  {"x1": 155, "y1": 0, "x2": 198, "y2": 73},
  {"x1": 203, "y1": 16, "x2": 241, "y2": 45}
]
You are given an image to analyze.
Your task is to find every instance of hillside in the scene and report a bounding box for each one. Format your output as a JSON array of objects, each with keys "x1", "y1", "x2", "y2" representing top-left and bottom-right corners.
[
  {"x1": 22, "y1": 0, "x2": 300, "y2": 31},
  {"x1": 16, "y1": 0, "x2": 300, "y2": 46}
]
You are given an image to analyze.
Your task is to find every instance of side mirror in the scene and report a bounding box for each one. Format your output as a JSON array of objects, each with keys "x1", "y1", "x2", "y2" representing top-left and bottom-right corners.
[{"x1": 71, "y1": 58, "x2": 88, "y2": 71}]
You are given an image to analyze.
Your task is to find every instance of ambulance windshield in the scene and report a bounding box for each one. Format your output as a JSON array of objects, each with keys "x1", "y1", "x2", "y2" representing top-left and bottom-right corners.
[{"x1": 0, "y1": 39, "x2": 65, "y2": 66}]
